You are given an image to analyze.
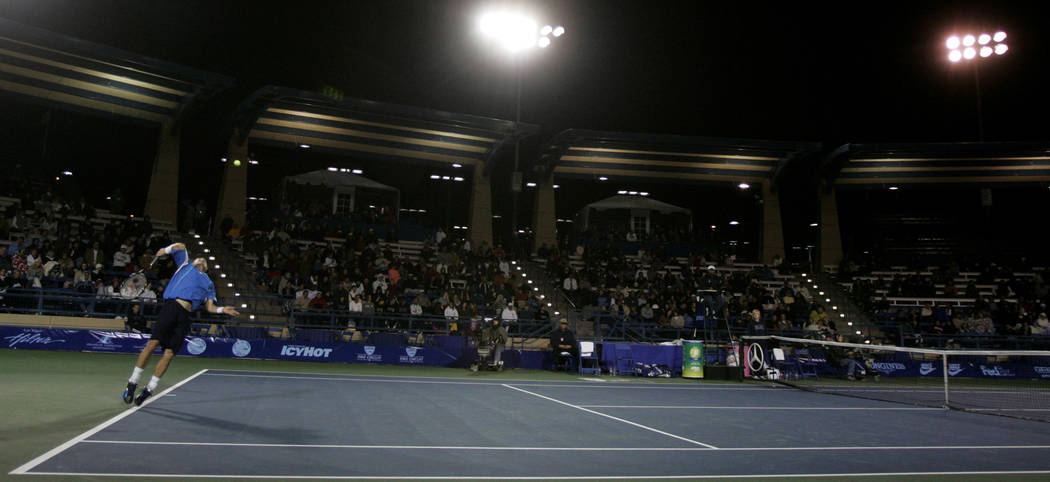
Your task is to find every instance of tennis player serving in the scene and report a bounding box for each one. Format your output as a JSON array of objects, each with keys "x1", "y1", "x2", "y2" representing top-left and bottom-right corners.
[{"x1": 122, "y1": 242, "x2": 239, "y2": 406}]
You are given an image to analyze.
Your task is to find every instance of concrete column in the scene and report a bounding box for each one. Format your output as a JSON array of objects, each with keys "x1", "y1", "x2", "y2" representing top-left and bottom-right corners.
[
  {"x1": 469, "y1": 163, "x2": 493, "y2": 248},
  {"x1": 144, "y1": 120, "x2": 180, "y2": 225},
  {"x1": 532, "y1": 178, "x2": 557, "y2": 255},
  {"x1": 760, "y1": 180, "x2": 785, "y2": 265},
  {"x1": 819, "y1": 187, "x2": 844, "y2": 270},
  {"x1": 213, "y1": 138, "x2": 249, "y2": 236}
]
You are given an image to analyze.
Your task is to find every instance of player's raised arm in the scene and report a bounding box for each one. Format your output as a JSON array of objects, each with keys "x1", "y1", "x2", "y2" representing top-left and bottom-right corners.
[{"x1": 155, "y1": 243, "x2": 186, "y2": 258}]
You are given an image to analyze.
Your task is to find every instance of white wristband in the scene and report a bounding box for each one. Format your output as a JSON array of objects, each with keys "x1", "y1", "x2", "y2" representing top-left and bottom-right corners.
[
  {"x1": 164, "y1": 244, "x2": 177, "y2": 255},
  {"x1": 215, "y1": 306, "x2": 225, "y2": 314}
]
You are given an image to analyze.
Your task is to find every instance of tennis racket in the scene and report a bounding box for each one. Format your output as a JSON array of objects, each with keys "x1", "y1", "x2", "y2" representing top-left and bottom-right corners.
[{"x1": 119, "y1": 256, "x2": 157, "y2": 298}]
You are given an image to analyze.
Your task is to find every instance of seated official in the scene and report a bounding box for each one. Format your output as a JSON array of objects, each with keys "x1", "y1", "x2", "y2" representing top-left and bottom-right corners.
[{"x1": 549, "y1": 318, "x2": 578, "y2": 370}]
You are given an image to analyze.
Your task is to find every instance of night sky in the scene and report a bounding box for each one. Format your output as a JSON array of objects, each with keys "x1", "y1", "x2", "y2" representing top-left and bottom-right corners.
[{"x1": 2, "y1": 0, "x2": 1048, "y2": 258}]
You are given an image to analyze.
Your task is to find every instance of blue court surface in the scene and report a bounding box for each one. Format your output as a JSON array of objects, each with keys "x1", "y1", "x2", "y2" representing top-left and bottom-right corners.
[{"x1": 12, "y1": 369, "x2": 1050, "y2": 479}]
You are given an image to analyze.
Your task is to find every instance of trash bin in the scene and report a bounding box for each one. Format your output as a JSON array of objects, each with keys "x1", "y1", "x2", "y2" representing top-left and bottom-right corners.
[{"x1": 682, "y1": 340, "x2": 704, "y2": 379}]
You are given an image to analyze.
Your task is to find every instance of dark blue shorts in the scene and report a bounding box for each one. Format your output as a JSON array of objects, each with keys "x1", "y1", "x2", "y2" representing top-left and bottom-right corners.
[{"x1": 151, "y1": 299, "x2": 191, "y2": 352}]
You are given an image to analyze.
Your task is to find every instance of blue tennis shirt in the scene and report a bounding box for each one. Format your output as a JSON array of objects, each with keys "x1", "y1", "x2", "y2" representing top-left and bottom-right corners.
[{"x1": 162, "y1": 247, "x2": 216, "y2": 311}]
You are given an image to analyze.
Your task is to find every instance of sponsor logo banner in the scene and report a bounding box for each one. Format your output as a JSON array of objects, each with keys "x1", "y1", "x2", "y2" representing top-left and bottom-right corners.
[
  {"x1": 357, "y1": 345, "x2": 383, "y2": 362},
  {"x1": 280, "y1": 344, "x2": 335, "y2": 358},
  {"x1": 871, "y1": 362, "x2": 907, "y2": 374},
  {"x1": 399, "y1": 346, "x2": 424, "y2": 364}
]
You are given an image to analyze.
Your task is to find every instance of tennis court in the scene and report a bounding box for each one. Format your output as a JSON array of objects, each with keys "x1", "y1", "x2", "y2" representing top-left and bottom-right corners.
[{"x1": 12, "y1": 369, "x2": 1050, "y2": 479}]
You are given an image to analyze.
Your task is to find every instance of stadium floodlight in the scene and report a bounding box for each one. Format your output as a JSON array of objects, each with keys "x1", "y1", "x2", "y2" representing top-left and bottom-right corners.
[
  {"x1": 327, "y1": 167, "x2": 338, "y2": 172},
  {"x1": 888, "y1": 186, "x2": 899, "y2": 190},
  {"x1": 553, "y1": 184, "x2": 560, "y2": 189},
  {"x1": 947, "y1": 31, "x2": 1007, "y2": 62},
  {"x1": 454, "y1": 177, "x2": 465, "y2": 182},
  {"x1": 809, "y1": 222, "x2": 819, "y2": 227},
  {"x1": 478, "y1": 10, "x2": 539, "y2": 53},
  {"x1": 738, "y1": 182, "x2": 750, "y2": 189},
  {"x1": 553, "y1": 26, "x2": 565, "y2": 37},
  {"x1": 617, "y1": 190, "x2": 627, "y2": 194},
  {"x1": 452, "y1": 163, "x2": 462, "y2": 168},
  {"x1": 598, "y1": 176, "x2": 608, "y2": 181},
  {"x1": 729, "y1": 220, "x2": 740, "y2": 225},
  {"x1": 299, "y1": 144, "x2": 310, "y2": 149},
  {"x1": 540, "y1": 25, "x2": 552, "y2": 36},
  {"x1": 639, "y1": 192, "x2": 649, "y2": 196},
  {"x1": 526, "y1": 182, "x2": 537, "y2": 187},
  {"x1": 538, "y1": 37, "x2": 551, "y2": 48},
  {"x1": 430, "y1": 175, "x2": 440, "y2": 179}
]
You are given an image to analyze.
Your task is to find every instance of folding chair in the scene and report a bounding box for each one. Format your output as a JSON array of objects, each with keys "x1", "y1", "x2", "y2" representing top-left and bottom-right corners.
[
  {"x1": 578, "y1": 341, "x2": 600, "y2": 375},
  {"x1": 772, "y1": 348, "x2": 801, "y2": 380},
  {"x1": 613, "y1": 345, "x2": 635, "y2": 376},
  {"x1": 794, "y1": 349, "x2": 820, "y2": 379}
]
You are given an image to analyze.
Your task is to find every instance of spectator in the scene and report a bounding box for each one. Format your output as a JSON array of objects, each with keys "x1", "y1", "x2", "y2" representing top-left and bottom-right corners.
[
  {"x1": 500, "y1": 303, "x2": 518, "y2": 324},
  {"x1": 112, "y1": 246, "x2": 131, "y2": 269},
  {"x1": 125, "y1": 303, "x2": 149, "y2": 333},
  {"x1": 348, "y1": 295, "x2": 363, "y2": 313}
]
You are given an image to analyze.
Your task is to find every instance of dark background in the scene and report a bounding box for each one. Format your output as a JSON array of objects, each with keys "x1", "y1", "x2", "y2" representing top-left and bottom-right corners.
[{"x1": 1, "y1": 0, "x2": 1047, "y2": 261}]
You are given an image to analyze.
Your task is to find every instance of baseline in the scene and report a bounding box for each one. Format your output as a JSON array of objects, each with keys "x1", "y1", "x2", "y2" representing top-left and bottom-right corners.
[{"x1": 10, "y1": 368, "x2": 210, "y2": 475}]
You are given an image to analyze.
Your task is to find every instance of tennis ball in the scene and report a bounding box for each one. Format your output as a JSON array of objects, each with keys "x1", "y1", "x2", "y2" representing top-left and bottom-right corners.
[{"x1": 233, "y1": 159, "x2": 241, "y2": 166}]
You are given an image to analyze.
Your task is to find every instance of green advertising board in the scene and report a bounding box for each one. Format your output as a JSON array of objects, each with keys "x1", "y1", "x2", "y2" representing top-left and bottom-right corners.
[{"x1": 683, "y1": 340, "x2": 704, "y2": 378}]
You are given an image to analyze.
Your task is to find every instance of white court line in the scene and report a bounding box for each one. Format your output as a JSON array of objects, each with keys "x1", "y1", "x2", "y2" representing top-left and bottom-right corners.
[
  {"x1": 580, "y1": 405, "x2": 944, "y2": 410},
  {"x1": 204, "y1": 372, "x2": 769, "y2": 390},
  {"x1": 970, "y1": 408, "x2": 1050, "y2": 412},
  {"x1": 206, "y1": 368, "x2": 757, "y2": 387},
  {"x1": 79, "y1": 440, "x2": 1050, "y2": 452},
  {"x1": 9, "y1": 368, "x2": 210, "y2": 475},
  {"x1": 18, "y1": 470, "x2": 1050, "y2": 480},
  {"x1": 501, "y1": 384, "x2": 719, "y2": 449}
]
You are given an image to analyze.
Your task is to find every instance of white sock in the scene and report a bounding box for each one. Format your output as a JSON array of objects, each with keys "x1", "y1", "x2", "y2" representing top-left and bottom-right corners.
[
  {"x1": 146, "y1": 375, "x2": 161, "y2": 392},
  {"x1": 129, "y1": 367, "x2": 144, "y2": 384}
]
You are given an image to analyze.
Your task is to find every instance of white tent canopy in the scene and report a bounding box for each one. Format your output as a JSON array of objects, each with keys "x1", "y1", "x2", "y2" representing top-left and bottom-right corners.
[
  {"x1": 284, "y1": 169, "x2": 400, "y2": 217},
  {"x1": 286, "y1": 170, "x2": 399, "y2": 192},
  {"x1": 579, "y1": 194, "x2": 692, "y2": 233}
]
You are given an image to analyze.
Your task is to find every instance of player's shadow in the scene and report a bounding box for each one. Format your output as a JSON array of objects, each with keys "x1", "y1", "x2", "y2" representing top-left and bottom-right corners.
[{"x1": 142, "y1": 407, "x2": 318, "y2": 444}]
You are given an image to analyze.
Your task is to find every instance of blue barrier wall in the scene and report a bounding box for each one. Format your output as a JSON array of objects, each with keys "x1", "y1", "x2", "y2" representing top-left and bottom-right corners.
[{"x1": 0, "y1": 326, "x2": 556, "y2": 369}]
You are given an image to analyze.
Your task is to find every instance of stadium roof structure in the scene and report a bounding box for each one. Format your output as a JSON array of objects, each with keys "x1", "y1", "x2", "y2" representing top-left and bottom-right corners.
[
  {"x1": 821, "y1": 142, "x2": 1050, "y2": 188},
  {"x1": 0, "y1": 17, "x2": 232, "y2": 128},
  {"x1": 229, "y1": 85, "x2": 540, "y2": 174},
  {"x1": 539, "y1": 129, "x2": 820, "y2": 188}
]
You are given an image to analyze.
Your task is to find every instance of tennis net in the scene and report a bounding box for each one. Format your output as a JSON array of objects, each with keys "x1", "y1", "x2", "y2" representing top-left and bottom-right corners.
[{"x1": 741, "y1": 335, "x2": 1050, "y2": 422}]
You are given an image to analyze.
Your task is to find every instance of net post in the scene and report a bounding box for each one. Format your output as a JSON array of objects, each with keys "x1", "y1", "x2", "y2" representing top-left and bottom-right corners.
[{"x1": 942, "y1": 352, "x2": 949, "y2": 409}]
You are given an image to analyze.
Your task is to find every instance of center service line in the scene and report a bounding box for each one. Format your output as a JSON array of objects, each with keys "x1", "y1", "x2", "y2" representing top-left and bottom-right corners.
[{"x1": 501, "y1": 384, "x2": 719, "y2": 449}]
